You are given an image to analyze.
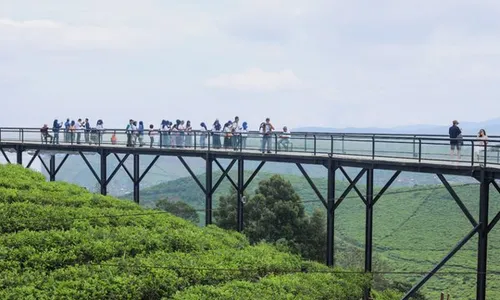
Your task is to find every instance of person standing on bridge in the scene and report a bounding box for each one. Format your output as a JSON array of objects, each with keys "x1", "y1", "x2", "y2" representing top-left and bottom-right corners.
[
  {"x1": 212, "y1": 119, "x2": 222, "y2": 149},
  {"x1": 240, "y1": 122, "x2": 248, "y2": 149},
  {"x1": 160, "y1": 120, "x2": 169, "y2": 148},
  {"x1": 200, "y1": 122, "x2": 208, "y2": 148},
  {"x1": 185, "y1": 121, "x2": 193, "y2": 148},
  {"x1": 126, "y1": 119, "x2": 134, "y2": 147},
  {"x1": 261, "y1": 118, "x2": 275, "y2": 153},
  {"x1": 138, "y1": 121, "x2": 145, "y2": 147},
  {"x1": 148, "y1": 124, "x2": 156, "y2": 148},
  {"x1": 64, "y1": 118, "x2": 70, "y2": 143},
  {"x1": 84, "y1": 118, "x2": 91, "y2": 144},
  {"x1": 232, "y1": 116, "x2": 240, "y2": 150},
  {"x1": 69, "y1": 120, "x2": 76, "y2": 143},
  {"x1": 449, "y1": 120, "x2": 462, "y2": 160},
  {"x1": 96, "y1": 119, "x2": 104, "y2": 144},
  {"x1": 75, "y1": 119, "x2": 83, "y2": 144},
  {"x1": 475, "y1": 129, "x2": 488, "y2": 165},
  {"x1": 52, "y1": 119, "x2": 62, "y2": 144}
]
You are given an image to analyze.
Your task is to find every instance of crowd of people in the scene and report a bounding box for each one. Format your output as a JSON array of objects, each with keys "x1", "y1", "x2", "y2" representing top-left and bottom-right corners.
[
  {"x1": 39, "y1": 118, "x2": 491, "y2": 161},
  {"x1": 41, "y1": 116, "x2": 292, "y2": 154}
]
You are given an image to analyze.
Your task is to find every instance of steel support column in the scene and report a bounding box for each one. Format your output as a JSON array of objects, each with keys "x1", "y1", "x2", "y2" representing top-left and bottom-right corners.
[
  {"x1": 364, "y1": 168, "x2": 374, "y2": 300},
  {"x1": 49, "y1": 155, "x2": 56, "y2": 181},
  {"x1": 100, "y1": 151, "x2": 108, "y2": 196},
  {"x1": 477, "y1": 172, "x2": 490, "y2": 300},
  {"x1": 16, "y1": 149, "x2": 22, "y2": 165},
  {"x1": 133, "y1": 154, "x2": 140, "y2": 204},
  {"x1": 326, "y1": 159, "x2": 336, "y2": 266},
  {"x1": 237, "y1": 158, "x2": 244, "y2": 232},
  {"x1": 206, "y1": 155, "x2": 213, "y2": 225}
]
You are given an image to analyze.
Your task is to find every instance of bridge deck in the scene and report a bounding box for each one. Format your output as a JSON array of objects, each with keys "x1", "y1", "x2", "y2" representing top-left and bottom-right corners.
[
  {"x1": 1, "y1": 128, "x2": 500, "y2": 178},
  {"x1": 1, "y1": 140, "x2": 498, "y2": 178}
]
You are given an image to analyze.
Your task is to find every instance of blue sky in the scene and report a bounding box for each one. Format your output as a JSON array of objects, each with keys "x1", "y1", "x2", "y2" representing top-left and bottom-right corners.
[{"x1": 1, "y1": 0, "x2": 499, "y2": 130}]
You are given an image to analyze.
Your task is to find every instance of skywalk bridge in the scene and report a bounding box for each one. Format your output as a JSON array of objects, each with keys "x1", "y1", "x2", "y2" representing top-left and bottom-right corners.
[{"x1": 1, "y1": 127, "x2": 500, "y2": 300}]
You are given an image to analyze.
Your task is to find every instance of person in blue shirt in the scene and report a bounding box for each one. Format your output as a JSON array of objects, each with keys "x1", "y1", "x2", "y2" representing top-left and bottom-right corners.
[
  {"x1": 138, "y1": 121, "x2": 145, "y2": 147},
  {"x1": 52, "y1": 119, "x2": 62, "y2": 144},
  {"x1": 64, "y1": 118, "x2": 70, "y2": 143}
]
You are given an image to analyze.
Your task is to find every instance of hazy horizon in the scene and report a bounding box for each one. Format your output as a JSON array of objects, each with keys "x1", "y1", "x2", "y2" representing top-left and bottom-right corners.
[{"x1": 2, "y1": 1, "x2": 500, "y2": 131}]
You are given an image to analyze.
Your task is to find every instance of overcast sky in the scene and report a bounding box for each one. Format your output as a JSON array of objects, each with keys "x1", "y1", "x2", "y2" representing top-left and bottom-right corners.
[{"x1": 1, "y1": 1, "x2": 499, "y2": 130}]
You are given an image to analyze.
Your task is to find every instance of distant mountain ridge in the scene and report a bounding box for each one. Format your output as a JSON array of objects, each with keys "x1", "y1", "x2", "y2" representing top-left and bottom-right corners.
[{"x1": 295, "y1": 117, "x2": 500, "y2": 136}]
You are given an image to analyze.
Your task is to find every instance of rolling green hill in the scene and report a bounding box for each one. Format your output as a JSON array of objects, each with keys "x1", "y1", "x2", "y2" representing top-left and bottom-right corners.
[
  {"x1": 0, "y1": 164, "x2": 401, "y2": 299},
  {"x1": 124, "y1": 170, "x2": 500, "y2": 299}
]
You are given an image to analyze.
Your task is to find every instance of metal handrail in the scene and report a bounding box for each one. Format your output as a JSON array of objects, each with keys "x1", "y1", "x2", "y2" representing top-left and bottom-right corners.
[{"x1": 0, "y1": 127, "x2": 497, "y2": 168}]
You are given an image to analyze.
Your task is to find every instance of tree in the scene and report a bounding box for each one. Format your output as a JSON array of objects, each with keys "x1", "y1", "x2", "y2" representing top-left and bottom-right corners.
[
  {"x1": 215, "y1": 175, "x2": 324, "y2": 261},
  {"x1": 156, "y1": 198, "x2": 200, "y2": 223}
]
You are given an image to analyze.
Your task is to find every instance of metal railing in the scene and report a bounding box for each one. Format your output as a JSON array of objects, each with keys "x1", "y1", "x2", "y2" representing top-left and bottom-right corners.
[{"x1": 0, "y1": 127, "x2": 499, "y2": 168}]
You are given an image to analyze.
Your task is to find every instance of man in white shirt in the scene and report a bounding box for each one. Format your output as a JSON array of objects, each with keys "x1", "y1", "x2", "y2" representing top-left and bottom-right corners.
[
  {"x1": 279, "y1": 126, "x2": 291, "y2": 151},
  {"x1": 232, "y1": 116, "x2": 240, "y2": 150},
  {"x1": 75, "y1": 119, "x2": 82, "y2": 144}
]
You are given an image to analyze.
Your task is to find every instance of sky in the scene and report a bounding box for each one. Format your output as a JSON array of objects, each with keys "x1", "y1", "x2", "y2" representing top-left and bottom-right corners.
[{"x1": 1, "y1": 0, "x2": 500, "y2": 130}]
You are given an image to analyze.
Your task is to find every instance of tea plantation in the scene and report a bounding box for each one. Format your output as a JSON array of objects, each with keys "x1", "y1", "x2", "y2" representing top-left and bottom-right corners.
[{"x1": 0, "y1": 164, "x2": 399, "y2": 299}]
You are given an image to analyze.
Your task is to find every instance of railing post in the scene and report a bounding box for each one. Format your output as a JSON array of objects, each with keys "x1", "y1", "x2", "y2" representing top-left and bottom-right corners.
[
  {"x1": 313, "y1": 135, "x2": 317, "y2": 155},
  {"x1": 342, "y1": 134, "x2": 345, "y2": 154},
  {"x1": 21, "y1": 129, "x2": 24, "y2": 143},
  {"x1": 413, "y1": 135, "x2": 417, "y2": 158},
  {"x1": 194, "y1": 131, "x2": 197, "y2": 150},
  {"x1": 472, "y1": 142, "x2": 475, "y2": 167},
  {"x1": 484, "y1": 142, "x2": 487, "y2": 167},
  {"x1": 0, "y1": 128, "x2": 2, "y2": 143},
  {"x1": 207, "y1": 132, "x2": 211, "y2": 151},
  {"x1": 274, "y1": 134, "x2": 278, "y2": 154},
  {"x1": 418, "y1": 138, "x2": 422, "y2": 162},
  {"x1": 304, "y1": 133, "x2": 307, "y2": 152},
  {"x1": 371, "y1": 135, "x2": 375, "y2": 159},
  {"x1": 159, "y1": 131, "x2": 163, "y2": 149},
  {"x1": 330, "y1": 135, "x2": 333, "y2": 155}
]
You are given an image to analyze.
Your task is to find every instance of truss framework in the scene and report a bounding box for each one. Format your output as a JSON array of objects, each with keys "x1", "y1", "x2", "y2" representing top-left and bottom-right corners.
[{"x1": 3, "y1": 145, "x2": 499, "y2": 300}]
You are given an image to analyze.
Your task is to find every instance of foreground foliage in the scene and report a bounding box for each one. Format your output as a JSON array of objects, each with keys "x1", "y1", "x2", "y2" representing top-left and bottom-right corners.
[
  {"x1": 134, "y1": 168, "x2": 500, "y2": 299},
  {"x1": 0, "y1": 164, "x2": 399, "y2": 299}
]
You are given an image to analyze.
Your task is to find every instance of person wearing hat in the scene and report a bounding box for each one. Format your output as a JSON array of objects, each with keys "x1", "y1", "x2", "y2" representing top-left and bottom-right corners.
[{"x1": 449, "y1": 120, "x2": 462, "y2": 160}]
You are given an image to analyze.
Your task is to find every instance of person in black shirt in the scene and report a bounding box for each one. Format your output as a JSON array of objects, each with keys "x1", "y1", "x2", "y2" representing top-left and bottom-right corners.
[{"x1": 449, "y1": 120, "x2": 462, "y2": 160}]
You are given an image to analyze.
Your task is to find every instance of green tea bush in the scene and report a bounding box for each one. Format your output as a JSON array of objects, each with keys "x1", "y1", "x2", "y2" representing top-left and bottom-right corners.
[{"x1": 0, "y1": 165, "x2": 398, "y2": 299}]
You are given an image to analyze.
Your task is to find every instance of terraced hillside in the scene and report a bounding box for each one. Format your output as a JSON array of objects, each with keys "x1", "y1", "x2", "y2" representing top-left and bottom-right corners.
[
  {"x1": 125, "y1": 170, "x2": 500, "y2": 299},
  {"x1": 0, "y1": 164, "x2": 399, "y2": 299}
]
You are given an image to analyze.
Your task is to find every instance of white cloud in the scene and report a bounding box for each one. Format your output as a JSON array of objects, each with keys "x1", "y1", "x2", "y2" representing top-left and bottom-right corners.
[
  {"x1": 0, "y1": 18, "x2": 145, "y2": 50},
  {"x1": 204, "y1": 68, "x2": 303, "y2": 91}
]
